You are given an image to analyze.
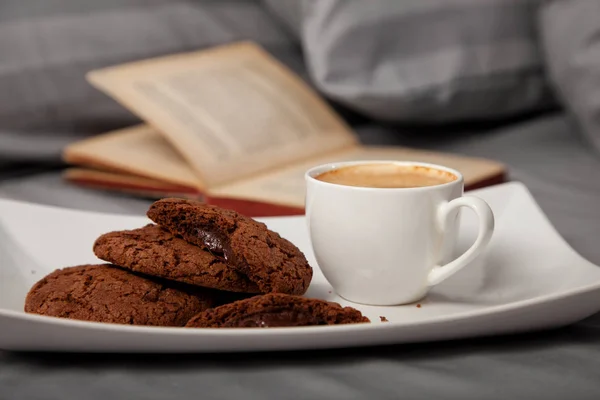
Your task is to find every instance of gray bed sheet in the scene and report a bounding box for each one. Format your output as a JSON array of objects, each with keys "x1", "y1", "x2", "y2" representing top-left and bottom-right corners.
[{"x1": 1, "y1": 112, "x2": 600, "y2": 399}]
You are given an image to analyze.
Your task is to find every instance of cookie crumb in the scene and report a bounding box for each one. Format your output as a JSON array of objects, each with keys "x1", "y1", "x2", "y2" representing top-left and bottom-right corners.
[
  {"x1": 416, "y1": 304, "x2": 421, "y2": 308},
  {"x1": 328, "y1": 291, "x2": 332, "y2": 294},
  {"x1": 380, "y1": 316, "x2": 388, "y2": 322}
]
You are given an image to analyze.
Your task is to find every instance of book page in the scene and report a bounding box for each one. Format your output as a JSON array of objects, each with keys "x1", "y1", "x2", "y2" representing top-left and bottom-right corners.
[
  {"x1": 87, "y1": 42, "x2": 358, "y2": 187},
  {"x1": 63, "y1": 125, "x2": 204, "y2": 190},
  {"x1": 209, "y1": 146, "x2": 506, "y2": 208}
]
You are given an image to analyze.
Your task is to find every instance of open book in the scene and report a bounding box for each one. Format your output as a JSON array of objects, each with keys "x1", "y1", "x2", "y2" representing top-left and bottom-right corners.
[{"x1": 63, "y1": 42, "x2": 506, "y2": 216}]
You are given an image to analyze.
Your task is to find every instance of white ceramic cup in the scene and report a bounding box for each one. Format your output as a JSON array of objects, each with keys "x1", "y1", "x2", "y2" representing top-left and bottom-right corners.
[{"x1": 305, "y1": 161, "x2": 495, "y2": 306}]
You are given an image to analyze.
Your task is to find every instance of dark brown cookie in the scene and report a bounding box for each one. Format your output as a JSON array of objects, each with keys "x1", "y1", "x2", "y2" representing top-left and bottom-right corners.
[
  {"x1": 93, "y1": 224, "x2": 260, "y2": 293},
  {"x1": 147, "y1": 199, "x2": 313, "y2": 295},
  {"x1": 185, "y1": 293, "x2": 370, "y2": 328},
  {"x1": 25, "y1": 264, "x2": 215, "y2": 326}
]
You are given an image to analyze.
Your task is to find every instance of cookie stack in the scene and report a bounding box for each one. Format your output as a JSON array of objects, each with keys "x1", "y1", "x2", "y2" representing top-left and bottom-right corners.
[
  {"x1": 25, "y1": 199, "x2": 369, "y2": 328},
  {"x1": 95, "y1": 198, "x2": 313, "y2": 296}
]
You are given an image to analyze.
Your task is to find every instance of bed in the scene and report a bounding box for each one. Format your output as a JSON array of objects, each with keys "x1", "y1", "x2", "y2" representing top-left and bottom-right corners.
[{"x1": 1, "y1": 1, "x2": 600, "y2": 398}]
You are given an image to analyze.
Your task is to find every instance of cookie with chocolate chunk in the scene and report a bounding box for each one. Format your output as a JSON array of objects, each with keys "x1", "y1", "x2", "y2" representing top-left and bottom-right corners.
[
  {"x1": 147, "y1": 199, "x2": 312, "y2": 295},
  {"x1": 93, "y1": 224, "x2": 260, "y2": 293},
  {"x1": 185, "y1": 293, "x2": 370, "y2": 328},
  {"x1": 25, "y1": 264, "x2": 214, "y2": 326}
]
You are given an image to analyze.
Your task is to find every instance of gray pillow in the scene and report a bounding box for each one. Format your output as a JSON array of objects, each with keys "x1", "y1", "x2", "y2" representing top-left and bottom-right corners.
[
  {"x1": 0, "y1": 0, "x2": 296, "y2": 163},
  {"x1": 539, "y1": 0, "x2": 600, "y2": 155},
  {"x1": 277, "y1": 0, "x2": 555, "y2": 123},
  {"x1": 262, "y1": 0, "x2": 302, "y2": 36}
]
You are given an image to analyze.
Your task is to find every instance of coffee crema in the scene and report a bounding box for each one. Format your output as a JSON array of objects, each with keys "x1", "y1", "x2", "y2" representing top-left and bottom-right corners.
[{"x1": 314, "y1": 164, "x2": 457, "y2": 188}]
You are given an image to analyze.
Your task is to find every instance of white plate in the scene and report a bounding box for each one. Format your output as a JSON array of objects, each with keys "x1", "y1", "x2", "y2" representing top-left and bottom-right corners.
[{"x1": 1, "y1": 182, "x2": 600, "y2": 353}]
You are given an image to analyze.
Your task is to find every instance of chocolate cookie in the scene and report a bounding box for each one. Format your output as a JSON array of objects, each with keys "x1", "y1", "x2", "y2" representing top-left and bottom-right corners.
[
  {"x1": 25, "y1": 264, "x2": 214, "y2": 326},
  {"x1": 93, "y1": 224, "x2": 260, "y2": 293},
  {"x1": 147, "y1": 199, "x2": 312, "y2": 295},
  {"x1": 185, "y1": 293, "x2": 370, "y2": 328}
]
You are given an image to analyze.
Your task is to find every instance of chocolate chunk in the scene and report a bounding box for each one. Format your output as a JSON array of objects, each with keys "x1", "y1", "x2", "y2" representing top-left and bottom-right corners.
[{"x1": 234, "y1": 311, "x2": 322, "y2": 327}]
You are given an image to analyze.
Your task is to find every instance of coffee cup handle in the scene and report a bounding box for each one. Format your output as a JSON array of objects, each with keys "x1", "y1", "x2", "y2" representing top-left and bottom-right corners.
[{"x1": 427, "y1": 196, "x2": 495, "y2": 286}]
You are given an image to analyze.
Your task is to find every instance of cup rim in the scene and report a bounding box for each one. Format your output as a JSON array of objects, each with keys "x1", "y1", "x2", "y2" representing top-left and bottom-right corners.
[{"x1": 304, "y1": 160, "x2": 464, "y2": 191}]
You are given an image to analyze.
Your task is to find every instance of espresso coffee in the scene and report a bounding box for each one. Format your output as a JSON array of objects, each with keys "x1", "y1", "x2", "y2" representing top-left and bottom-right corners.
[
  {"x1": 306, "y1": 160, "x2": 494, "y2": 305},
  {"x1": 314, "y1": 163, "x2": 457, "y2": 188}
]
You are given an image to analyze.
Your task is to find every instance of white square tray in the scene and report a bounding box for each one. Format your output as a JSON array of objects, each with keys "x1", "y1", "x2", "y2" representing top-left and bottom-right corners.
[{"x1": 1, "y1": 182, "x2": 599, "y2": 352}]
